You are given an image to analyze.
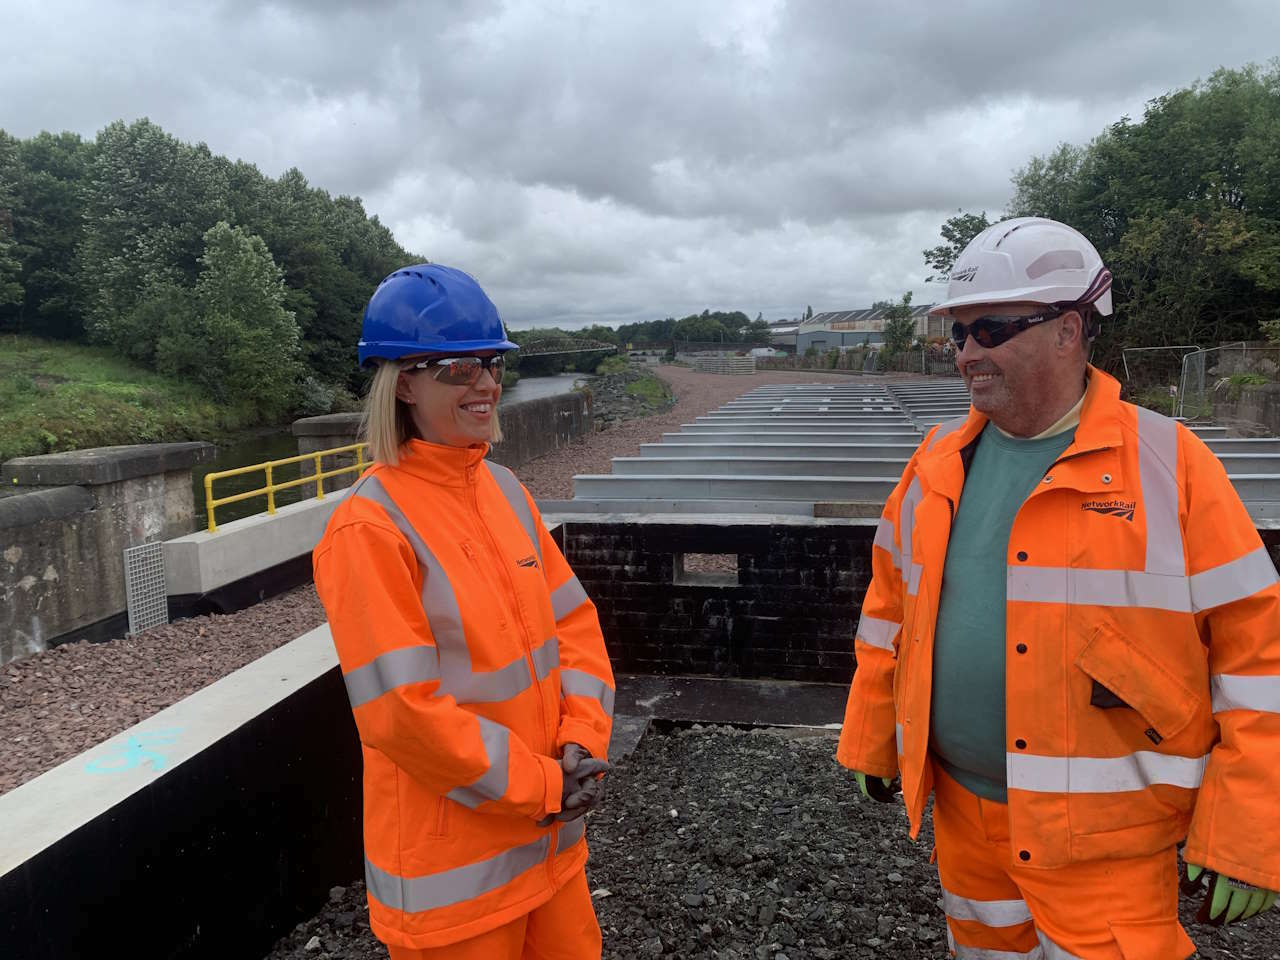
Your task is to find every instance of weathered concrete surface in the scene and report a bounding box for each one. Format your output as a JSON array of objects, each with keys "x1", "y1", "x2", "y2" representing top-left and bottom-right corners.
[
  {"x1": 0, "y1": 444, "x2": 212, "y2": 665},
  {"x1": 292, "y1": 413, "x2": 364, "y2": 495},
  {"x1": 1, "y1": 442, "x2": 214, "y2": 487}
]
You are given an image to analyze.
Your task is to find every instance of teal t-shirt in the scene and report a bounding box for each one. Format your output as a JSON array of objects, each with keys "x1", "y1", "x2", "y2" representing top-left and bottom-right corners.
[{"x1": 930, "y1": 422, "x2": 1075, "y2": 802}]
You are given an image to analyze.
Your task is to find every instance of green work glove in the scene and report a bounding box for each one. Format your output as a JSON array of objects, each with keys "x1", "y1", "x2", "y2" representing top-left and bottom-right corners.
[
  {"x1": 1182, "y1": 862, "x2": 1279, "y2": 926},
  {"x1": 537, "y1": 743, "x2": 609, "y2": 826},
  {"x1": 854, "y1": 771, "x2": 899, "y2": 803}
]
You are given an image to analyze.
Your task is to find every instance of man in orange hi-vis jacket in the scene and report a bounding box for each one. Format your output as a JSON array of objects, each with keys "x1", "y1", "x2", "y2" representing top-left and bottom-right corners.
[
  {"x1": 314, "y1": 264, "x2": 615, "y2": 958},
  {"x1": 838, "y1": 218, "x2": 1280, "y2": 958}
]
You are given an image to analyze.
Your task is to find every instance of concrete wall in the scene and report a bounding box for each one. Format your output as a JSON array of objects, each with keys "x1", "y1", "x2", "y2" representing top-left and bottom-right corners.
[
  {"x1": 558, "y1": 519, "x2": 871, "y2": 684},
  {"x1": 0, "y1": 444, "x2": 214, "y2": 664},
  {"x1": 1213, "y1": 382, "x2": 1280, "y2": 437},
  {"x1": 292, "y1": 390, "x2": 594, "y2": 475}
]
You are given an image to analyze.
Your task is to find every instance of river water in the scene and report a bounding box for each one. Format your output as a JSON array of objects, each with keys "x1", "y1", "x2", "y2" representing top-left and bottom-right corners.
[{"x1": 190, "y1": 373, "x2": 584, "y2": 531}]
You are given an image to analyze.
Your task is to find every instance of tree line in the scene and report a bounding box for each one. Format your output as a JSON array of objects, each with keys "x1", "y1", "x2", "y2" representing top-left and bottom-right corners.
[
  {"x1": 0, "y1": 119, "x2": 417, "y2": 419},
  {"x1": 923, "y1": 62, "x2": 1280, "y2": 374}
]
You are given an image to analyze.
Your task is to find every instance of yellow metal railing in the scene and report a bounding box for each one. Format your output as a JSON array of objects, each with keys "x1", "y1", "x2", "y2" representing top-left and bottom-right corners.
[{"x1": 203, "y1": 442, "x2": 369, "y2": 533}]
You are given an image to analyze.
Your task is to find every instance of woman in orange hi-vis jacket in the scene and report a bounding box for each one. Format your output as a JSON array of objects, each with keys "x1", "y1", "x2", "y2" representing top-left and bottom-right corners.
[{"x1": 313, "y1": 264, "x2": 616, "y2": 959}]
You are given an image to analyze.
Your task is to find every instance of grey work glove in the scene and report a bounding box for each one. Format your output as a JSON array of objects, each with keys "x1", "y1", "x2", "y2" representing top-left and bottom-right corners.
[
  {"x1": 854, "y1": 770, "x2": 900, "y2": 803},
  {"x1": 537, "y1": 743, "x2": 609, "y2": 826}
]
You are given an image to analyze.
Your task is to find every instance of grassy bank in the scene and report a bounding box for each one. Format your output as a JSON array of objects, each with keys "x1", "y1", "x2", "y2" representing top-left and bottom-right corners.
[{"x1": 0, "y1": 335, "x2": 262, "y2": 463}]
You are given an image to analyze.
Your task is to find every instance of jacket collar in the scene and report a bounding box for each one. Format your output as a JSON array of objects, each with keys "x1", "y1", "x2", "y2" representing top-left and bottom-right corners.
[
  {"x1": 916, "y1": 365, "x2": 1128, "y2": 501},
  {"x1": 390, "y1": 438, "x2": 490, "y2": 487}
]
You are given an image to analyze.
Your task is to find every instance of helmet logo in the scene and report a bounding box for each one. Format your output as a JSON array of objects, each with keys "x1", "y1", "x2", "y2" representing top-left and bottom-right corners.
[{"x1": 950, "y1": 265, "x2": 979, "y2": 283}]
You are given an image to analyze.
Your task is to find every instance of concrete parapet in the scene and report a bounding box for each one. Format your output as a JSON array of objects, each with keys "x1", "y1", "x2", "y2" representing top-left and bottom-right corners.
[
  {"x1": 1, "y1": 443, "x2": 215, "y2": 664},
  {"x1": 292, "y1": 412, "x2": 364, "y2": 495},
  {"x1": 164, "y1": 491, "x2": 348, "y2": 599},
  {"x1": 489, "y1": 391, "x2": 593, "y2": 468},
  {"x1": 2, "y1": 442, "x2": 214, "y2": 488},
  {"x1": 0, "y1": 624, "x2": 363, "y2": 958}
]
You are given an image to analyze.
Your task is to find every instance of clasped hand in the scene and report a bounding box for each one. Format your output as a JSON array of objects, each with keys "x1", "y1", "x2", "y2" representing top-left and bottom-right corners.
[{"x1": 537, "y1": 742, "x2": 608, "y2": 827}]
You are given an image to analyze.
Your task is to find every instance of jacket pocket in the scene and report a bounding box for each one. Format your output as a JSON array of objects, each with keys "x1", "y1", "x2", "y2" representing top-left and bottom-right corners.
[
  {"x1": 1075, "y1": 623, "x2": 1203, "y2": 744},
  {"x1": 1108, "y1": 918, "x2": 1195, "y2": 960}
]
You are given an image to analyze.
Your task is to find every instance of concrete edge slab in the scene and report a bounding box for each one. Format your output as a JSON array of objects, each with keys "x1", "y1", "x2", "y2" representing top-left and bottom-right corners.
[{"x1": 0, "y1": 624, "x2": 337, "y2": 875}]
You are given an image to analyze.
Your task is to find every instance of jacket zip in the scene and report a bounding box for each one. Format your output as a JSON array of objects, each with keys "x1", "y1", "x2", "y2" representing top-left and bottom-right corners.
[{"x1": 464, "y1": 467, "x2": 555, "y2": 825}]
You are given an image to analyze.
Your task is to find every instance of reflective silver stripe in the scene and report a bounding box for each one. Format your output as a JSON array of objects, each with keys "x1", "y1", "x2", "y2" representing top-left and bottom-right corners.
[
  {"x1": 907, "y1": 562, "x2": 924, "y2": 596},
  {"x1": 1037, "y1": 931, "x2": 1085, "y2": 960},
  {"x1": 953, "y1": 942, "x2": 1044, "y2": 959},
  {"x1": 1007, "y1": 566, "x2": 1191, "y2": 613},
  {"x1": 1007, "y1": 751, "x2": 1208, "y2": 793},
  {"x1": 1135, "y1": 407, "x2": 1184, "y2": 578},
  {"x1": 354, "y1": 475, "x2": 473, "y2": 681},
  {"x1": 354, "y1": 475, "x2": 545, "y2": 705},
  {"x1": 550, "y1": 575, "x2": 590, "y2": 621},
  {"x1": 855, "y1": 614, "x2": 899, "y2": 652},
  {"x1": 900, "y1": 477, "x2": 923, "y2": 593},
  {"x1": 942, "y1": 890, "x2": 1032, "y2": 927},
  {"x1": 1212, "y1": 673, "x2": 1280, "y2": 714},
  {"x1": 895, "y1": 722, "x2": 904, "y2": 755},
  {"x1": 365, "y1": 834, "x2": 549, "y2": 914},
  {"x1": 530, "y1": 634, "x2": 560, "y2": 682},
  {"x1": 930, "y1": 416, "x2": 968, "y2": 449},
  {"x1": 1190, "y1": 546, "x2": 1279, "y2": 613},
  {"x1": 344, "y1": 645, "x2": 441, "y2": 709},
  {"x1": 555, "y1": 814, "x2": 586, "y2": 853},
  {"x1": 561, "y1": 668, "x2": 615, "y2": 717},
  {"x1": 874, "y1": 516, "x2": 901, "y2": 571},
  {"x1": 447, "y1": 716, "x2": 511, "y2": 808},
  {"x1": 484, "y1": 460, "x2": 542, "y2": 568}
]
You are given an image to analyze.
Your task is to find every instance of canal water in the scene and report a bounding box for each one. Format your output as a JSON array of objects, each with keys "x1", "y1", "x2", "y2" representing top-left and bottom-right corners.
[{"x1": 190, "y1": 373, "x2": 584, "y2": 532}]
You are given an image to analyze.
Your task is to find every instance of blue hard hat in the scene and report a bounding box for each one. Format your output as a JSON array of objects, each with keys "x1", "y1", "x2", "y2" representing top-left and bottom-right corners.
[{"x1": 357, "y1": 263, "x2": 518, "y2": 367}]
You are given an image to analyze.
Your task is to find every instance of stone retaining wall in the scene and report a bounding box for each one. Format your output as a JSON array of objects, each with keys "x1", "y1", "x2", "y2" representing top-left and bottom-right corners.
[{"x1": 0, "y1": 444, "x2": 214, "y2": 664}]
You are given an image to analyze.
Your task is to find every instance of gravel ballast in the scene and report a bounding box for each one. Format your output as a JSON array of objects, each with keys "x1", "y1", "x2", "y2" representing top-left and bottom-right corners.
[
  {"x1": 263, "y1": 727, "x2": 1280, "y2": 960},
  {"x1": 0, "y1": 365, "x2": 866, "y2": 795}
]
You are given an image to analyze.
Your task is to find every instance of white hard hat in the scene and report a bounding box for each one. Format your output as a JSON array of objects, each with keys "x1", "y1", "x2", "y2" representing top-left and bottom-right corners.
[{"x1": 928, "y1": 217, "x2": 1112, "y2": 318}]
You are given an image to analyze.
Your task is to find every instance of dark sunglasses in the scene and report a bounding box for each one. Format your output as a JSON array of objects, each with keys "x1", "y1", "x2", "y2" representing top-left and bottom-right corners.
[
  {"x1": 950, "y1": 308, "x2": 1065, "y2": 350},
  {"x1": 410, "y1": 355, "x2": 506, "y2": 385}
]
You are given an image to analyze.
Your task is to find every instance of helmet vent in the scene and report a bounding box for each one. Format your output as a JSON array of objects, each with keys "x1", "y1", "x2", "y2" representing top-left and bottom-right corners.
[{"x1": 1025, "y1": 249, "x2": 1085, "y2": 280}]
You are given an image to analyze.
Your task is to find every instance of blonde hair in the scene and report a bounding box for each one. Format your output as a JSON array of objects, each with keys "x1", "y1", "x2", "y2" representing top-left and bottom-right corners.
[{"x1": 361, "y1": 359, "x2": 503, "y2": 466}]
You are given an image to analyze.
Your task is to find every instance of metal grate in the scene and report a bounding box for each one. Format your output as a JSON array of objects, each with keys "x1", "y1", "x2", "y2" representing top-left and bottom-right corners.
[{"x1": 124, "y1": 541, "x2": 169, "y2": 635}]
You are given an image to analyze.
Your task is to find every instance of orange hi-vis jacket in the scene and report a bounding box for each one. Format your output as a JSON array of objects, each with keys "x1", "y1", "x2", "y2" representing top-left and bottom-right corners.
[
  {"x1": 313, "y1": 439, "x2": 615, "y2": 949},
  {"x1": 837, "y1": 367, "x2": 1280, "y2": 889}
]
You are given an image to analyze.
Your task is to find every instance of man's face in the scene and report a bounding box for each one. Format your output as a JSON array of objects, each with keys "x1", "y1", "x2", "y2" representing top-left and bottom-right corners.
[{"x1": 951, "y1": 302, "x2": 1065, "y2": 432}]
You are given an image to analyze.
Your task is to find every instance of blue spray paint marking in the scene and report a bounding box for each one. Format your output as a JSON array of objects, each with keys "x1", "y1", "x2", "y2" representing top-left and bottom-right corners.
[{"x1": 85, "y1": 729, "x2": 182, "y2": 775}]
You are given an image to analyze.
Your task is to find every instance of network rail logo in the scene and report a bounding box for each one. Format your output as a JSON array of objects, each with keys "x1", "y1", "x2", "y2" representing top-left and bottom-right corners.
[{"x1": 1081, "y1": 498, "x2": 1136, "y2": 521}]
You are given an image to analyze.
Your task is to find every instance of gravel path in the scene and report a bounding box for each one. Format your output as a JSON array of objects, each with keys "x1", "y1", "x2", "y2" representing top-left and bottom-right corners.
[
  {"x1": 0, "y1": 365, "x2": 869, "y2": 794},
  {"x1": 263, "y1": 727, "x2": 1280, "y2": 960}
]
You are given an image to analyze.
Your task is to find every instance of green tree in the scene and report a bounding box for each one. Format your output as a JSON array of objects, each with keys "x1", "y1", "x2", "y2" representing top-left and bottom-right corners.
[
  {"x1": 78, "y1": 119, "x2": 231, "y2": 350},
  {"x1": 923, "y1": 210, "x2": 991, "y2": 282},
  {"x1": 881, "y1": 292, "x2": 916, "y2": 355},
  {"x1": 155, "y1": 221, "x2": 302, "y2": 419},
  {"x1": 8, "y1": 131, "x2": 93, "y2": 338},
  {"x1": 0, "y1": 133, "x2": 24, "y2": 315},
  {"x1": 1005, "y1": 62, "x2": 1280, "y2": 369}
]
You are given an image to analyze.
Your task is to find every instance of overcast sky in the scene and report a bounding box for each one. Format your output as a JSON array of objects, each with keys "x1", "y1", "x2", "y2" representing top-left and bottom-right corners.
[{"x1": 3, "y1": 1, "x2": 1278, "y2": 329}]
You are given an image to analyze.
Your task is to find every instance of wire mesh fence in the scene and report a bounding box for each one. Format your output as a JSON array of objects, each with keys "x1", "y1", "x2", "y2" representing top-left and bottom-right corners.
[
  {"x1": 757, "y1": 345, "x2": 960, "y2": 377},
  {"x1": 1177, "y1": 343, "x2": 1280, "y2": 435},
  {"x1": 1118, "y1": 346, "x2": 1201, "y2": 417}
]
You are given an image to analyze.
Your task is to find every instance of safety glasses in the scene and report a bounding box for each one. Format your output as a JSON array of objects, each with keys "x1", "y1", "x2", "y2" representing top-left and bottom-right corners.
[
  {"x1": 410, "y1": 355, "x2": 506, "y2": 385},
  {"x1": 950, "y1": 309, "x2": 1064, "y2": 350}
]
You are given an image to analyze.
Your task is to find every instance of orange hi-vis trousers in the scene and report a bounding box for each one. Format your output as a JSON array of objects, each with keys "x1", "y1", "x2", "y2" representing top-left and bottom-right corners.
[
  {"x1": 932, "y1": 765, "x2": 1196, "y2": 959},
  {"x1": 386, "y1": 868, "x2": 601, "y2": 960}
]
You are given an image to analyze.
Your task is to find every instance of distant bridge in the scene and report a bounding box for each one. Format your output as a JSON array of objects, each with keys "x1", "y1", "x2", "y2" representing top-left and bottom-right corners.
[{"x1": 515, "y1": 338, "x2": 619, "y2": 357}]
